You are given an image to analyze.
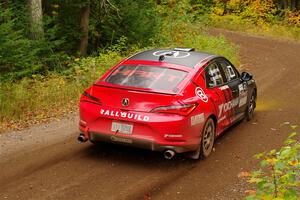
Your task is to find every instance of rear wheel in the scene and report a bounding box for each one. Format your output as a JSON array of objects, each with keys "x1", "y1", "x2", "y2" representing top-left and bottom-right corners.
[
  {"x1": 185, "y1": 118, "x2": 215, "y2": 160},
  {"x1": 246, "y1": 91, "x2": 256, "y2": 121},
  {"x1": 200, "y1": 118, "x2": 215, "y2": 158}
]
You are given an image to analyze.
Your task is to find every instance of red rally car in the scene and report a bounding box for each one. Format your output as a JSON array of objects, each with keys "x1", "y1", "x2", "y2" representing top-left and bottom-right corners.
[{"x1": 78, "y1": 48, "x2": 257, "y2": 159}]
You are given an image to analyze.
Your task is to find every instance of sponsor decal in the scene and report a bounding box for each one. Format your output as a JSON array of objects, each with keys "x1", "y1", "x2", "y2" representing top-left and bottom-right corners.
[
  {"x1": 238, "y1": 83, "x2": 248, "y2": 107},
  {"x1": 219, "y1": 85, "x2": 229, "y2": 91},
  {"x1": 218, "y1": 115, "x2": 226, "y2": 123},
  {"x1": 195, "y1": 87, "x2": 208, "y2": 103},
  {"x1": 164, "y1": 134, "x2": 183, "y2": 138},
  {"x1": 227, "y1": 66, "x2": 236, "y2": 78},
  {"x1": 100, "y1": 109, "x2": 150, "y2": 122},
  {"x1": 191, "y1": 113, "x2": 205, "y2": 126},
  {"x1": 153, "y1": 50, "x2": 190, "y2": 59},
  {"x1": 218, "y1": 98, "x2": 239, "y2": 117},
  {"x1": 111, "y1": 136, "x2": 132, "y2": 144}
]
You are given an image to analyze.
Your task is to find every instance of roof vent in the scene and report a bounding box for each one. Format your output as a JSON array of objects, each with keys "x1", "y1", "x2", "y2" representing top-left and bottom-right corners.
[{"x1": 174, "y1": 47, "x2": 195, "y2": 52}]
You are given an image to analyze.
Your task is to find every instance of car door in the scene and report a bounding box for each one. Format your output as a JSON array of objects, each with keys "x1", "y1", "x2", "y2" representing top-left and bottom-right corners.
[
  {"x1": 217, "y1": 58, "x2": 247, "y2": 123},
  {"x1": 202, "y1": 61, "x2": 231, "y2": 133}
]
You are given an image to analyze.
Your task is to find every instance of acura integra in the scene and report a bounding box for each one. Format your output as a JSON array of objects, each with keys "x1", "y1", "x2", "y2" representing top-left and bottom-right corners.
[{"x1": 78, "y1": 48, "x2": 257, "y2": 159}]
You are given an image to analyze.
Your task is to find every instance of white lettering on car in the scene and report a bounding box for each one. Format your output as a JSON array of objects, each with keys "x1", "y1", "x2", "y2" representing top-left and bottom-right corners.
[
  {"x1": 191, "y1": 113, "x2": 205, "y2": 126},
  {"x1": 121, "y1": 112, "x2": 127, "y2": 118},
  {"x1": 218, "y1": 98, "x2": 239, "y2": 117},
  {"x1": 219, "y1": 85, "x2": 229, "y2": 91},
  {"x1": 238, "y1": 83, "x2": 248, "y2": 107},
  {"x1": 110, "y1": 111, "x2": 114, "y2": 116},
  {"x1": 195, "y1": 87, "x2": 208, "y2": 103},
  {"x1": 100, "y1": 109, "x2": 105, "y2": 115},
  {"x1": 100, "y1": 109, "x2": 150, "y2": 122}
]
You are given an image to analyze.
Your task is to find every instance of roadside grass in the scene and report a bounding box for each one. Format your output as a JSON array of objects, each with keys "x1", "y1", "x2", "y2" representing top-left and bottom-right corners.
[
  {"x1": 209, "y1": 14, "x2": 300, "y2": 41},
  {"x1": 0, "y1": 51, "x2": 124, "y2": 132},
  {"x1": 0, "y1": 25, "x2": 239, "y2": 133}
]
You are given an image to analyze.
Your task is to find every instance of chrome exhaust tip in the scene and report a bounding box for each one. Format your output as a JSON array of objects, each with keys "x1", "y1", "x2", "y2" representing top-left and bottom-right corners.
[
  {"x1": 164, "y1": 150, "x2": 176, "y2": 159},
  {"x1": 77, "y1": 134, "x2": 88, "y2": 143}
]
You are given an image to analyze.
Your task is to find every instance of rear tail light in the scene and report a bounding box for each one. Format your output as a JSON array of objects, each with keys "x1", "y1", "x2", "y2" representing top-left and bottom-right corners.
[
  {"x1": 81, "y1": 91, "x2": 102, "y2": 105},
  {"x1": 151, "y1": 103, "x2": 197, "y2": 116}
]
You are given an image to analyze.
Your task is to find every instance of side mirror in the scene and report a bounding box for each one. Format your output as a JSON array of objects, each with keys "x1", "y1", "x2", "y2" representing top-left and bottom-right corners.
[{"x1": 241, "y1": 72, "x2": 253, "y2": 82}]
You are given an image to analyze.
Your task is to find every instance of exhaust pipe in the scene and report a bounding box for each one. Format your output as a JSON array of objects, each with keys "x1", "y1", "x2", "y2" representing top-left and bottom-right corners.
[
  {"x1": 77, "y1": 134, "x2": 88, "y2": 143},
  {"x1": 164, "y1": 150, "x2": 176, "y2": 160}
]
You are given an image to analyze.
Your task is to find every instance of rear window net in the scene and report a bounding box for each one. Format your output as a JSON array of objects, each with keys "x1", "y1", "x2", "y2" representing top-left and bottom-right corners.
[{"x1": 105, "y1": 65, "x2": 187, "y2": 92}]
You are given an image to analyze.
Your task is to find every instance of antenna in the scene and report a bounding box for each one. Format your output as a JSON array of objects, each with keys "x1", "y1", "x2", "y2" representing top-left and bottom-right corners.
[{"x1": 159, "y1": 55, "x2": 165, "y2": 61}]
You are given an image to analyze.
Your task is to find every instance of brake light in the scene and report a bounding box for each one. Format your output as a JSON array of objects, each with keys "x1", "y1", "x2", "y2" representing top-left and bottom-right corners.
[
  {"x1": 151, "y1": 103, "x2": 197, "y2": 116},
  {"x1": 81, "y1": 91, "x2": 102, "y2": 104}
]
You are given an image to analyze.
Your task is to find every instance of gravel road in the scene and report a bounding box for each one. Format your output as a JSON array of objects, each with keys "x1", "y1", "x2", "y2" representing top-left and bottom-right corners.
[{"x1": 1, "y1": 29, "x2": 299, "y2": 200}]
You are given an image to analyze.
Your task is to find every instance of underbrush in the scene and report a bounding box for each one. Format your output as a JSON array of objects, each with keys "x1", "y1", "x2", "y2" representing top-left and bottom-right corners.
[
  {"x1": 0, "y1": 51, "x2": 124, "y2": 131},
  {"x1": 239, "y1": 125, "x2": 300, "y2": 199},
  {"x1": 209, "y1": 14, "x2": 300, "y2": 41}
]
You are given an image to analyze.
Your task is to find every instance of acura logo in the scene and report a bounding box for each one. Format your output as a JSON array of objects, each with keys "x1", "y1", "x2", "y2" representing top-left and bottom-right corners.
[{"x1": 122, "y1": 98, "x2": 129, "y2": 107}]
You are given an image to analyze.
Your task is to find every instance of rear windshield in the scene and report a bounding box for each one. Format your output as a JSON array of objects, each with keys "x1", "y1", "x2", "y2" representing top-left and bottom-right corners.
[{"x1": 105, "y1": 65, "x2": 187, "y2": 92}]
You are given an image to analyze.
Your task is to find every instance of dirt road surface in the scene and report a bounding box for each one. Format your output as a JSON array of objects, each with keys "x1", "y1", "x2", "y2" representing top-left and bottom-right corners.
[{"x1": 1, "y1": 30, "x2": 300, "y2": 200}]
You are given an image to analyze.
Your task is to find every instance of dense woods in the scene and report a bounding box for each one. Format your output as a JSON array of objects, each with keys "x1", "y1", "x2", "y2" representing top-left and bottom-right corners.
[
  {"x1": 0, "y1": 0, "x2": 300, "y2": 81},
  {"x1": 0, "y1": 0, "x2": 160, "y2": 80}
]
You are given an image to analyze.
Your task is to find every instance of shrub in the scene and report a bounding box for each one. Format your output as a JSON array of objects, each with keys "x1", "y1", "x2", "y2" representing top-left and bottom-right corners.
[
  {"x1": 245, "y1": 126, "x2": 300, "y2": 200},
  {"x1": 0, "y1": 4, "x2": 68, "y2": 81}
]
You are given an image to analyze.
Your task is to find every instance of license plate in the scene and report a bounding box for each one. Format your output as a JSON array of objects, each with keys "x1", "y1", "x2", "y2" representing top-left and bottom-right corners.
[{"x1": 111, "y1": 122, "x2": 133, "y2": 134}]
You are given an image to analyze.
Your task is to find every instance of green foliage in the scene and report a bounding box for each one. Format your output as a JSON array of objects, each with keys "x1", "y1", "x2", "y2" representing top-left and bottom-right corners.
[
  {"x1": 99, "y1": 0, "x2": 160, "y2": 47},
  {"x1": 246, "y1": 127, "x2": 300, "y2": 200},
  {"x1": 0, "y1": 4, "x2": 68, "y2": 81},
  {"x1": 0, "y1": 50, "x2": 124, "y2": 123}
]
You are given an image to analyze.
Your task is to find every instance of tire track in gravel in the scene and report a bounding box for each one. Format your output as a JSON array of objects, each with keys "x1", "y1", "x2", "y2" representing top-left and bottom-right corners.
[{"x1": 1, "y1": 29, "x2": 299, "y2": 200}]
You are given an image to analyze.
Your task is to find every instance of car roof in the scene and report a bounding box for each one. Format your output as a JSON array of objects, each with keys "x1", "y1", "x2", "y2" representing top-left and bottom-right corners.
[{"x1": 127, "y1": 48, "x2": 217, "y2": 68}]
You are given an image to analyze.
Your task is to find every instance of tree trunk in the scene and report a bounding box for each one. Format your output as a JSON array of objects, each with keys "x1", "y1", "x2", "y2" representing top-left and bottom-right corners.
[
  {"x1": 28, "y1": 0, "x2": 44, "y2": 40},
  {"x1": 79, "y1": 4, "x2": 90, "y2": 56}
]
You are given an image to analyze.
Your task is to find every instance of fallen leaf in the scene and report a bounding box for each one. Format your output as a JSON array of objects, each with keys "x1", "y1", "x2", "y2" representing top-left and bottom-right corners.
[
  {"x1": 238, "y1": 171, "x2": 251, "y2": 178},
  {"x1": 245, "y1": 189, "x2": 256, "y2": 195}
]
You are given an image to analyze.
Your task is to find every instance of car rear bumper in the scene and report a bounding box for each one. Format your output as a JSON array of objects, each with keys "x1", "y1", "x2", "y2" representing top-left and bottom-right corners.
[
  {"x1": 86, "y1": 131, "x2": 198, "y2": 153},
  {"x1": 79, "y1": 102, "x2": 204, "y2": 154}
]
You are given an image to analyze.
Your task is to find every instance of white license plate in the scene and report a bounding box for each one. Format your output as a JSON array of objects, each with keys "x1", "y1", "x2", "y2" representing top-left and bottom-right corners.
[{"x1": 111, "y1": 122, "x2": 133, "y2": 134}]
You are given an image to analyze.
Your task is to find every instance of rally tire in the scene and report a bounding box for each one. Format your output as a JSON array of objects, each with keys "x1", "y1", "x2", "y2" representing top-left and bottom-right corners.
[
  {"x1": 184, "y1": 118, "x2": 215, "y2": 160},
  {"x1": 200, "y1": 118, "x2": 215, "y2": 159},
  {"x1": 246, "y1": 91, "x2": 256, "y2": 121}
]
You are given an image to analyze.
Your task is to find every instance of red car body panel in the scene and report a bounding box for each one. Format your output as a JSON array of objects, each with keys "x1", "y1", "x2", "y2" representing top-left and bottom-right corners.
[{"x1": 79, "y1": 49, "x2": 256, "y2": 154}]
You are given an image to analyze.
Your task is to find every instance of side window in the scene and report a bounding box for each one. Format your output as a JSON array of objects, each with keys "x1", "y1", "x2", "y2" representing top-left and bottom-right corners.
[
  {"x1": 218, "y1": 60, "x2": 239, "y2": 82},
  {"x1": 204, "y1": 63, "x2": 224, "y2": 88}
]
